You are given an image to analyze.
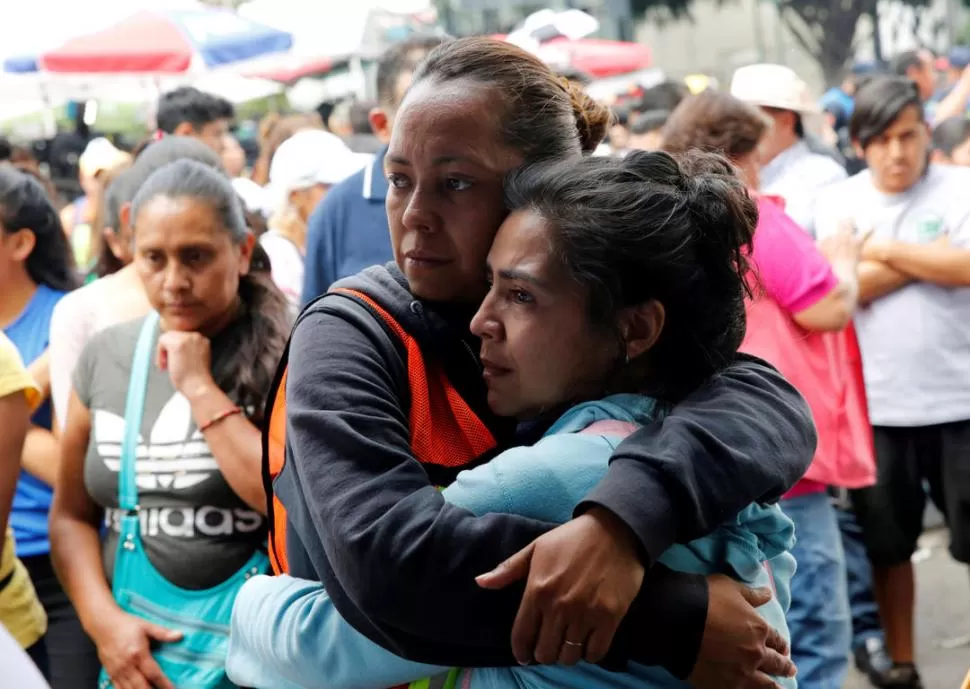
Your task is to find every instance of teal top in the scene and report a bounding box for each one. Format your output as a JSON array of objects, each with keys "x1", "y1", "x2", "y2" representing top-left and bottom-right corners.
[{"x1": 227, "y1": 394, "x2": 796, "y2": 689}]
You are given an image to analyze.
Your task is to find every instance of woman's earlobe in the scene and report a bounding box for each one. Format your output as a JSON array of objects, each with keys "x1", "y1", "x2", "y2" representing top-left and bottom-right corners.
[
  {"x1": 11, "y1": 228, "x2": 36, "y2": 262},
  {"x1": 239, "y1": 233, "x2": 257, "y2": 277},
  {"x1": 623, "y1": 300, "x2": 665, "y2": 361},
  {"x1": 103, "y1": 227, "x2": 122, "y2": 260}
]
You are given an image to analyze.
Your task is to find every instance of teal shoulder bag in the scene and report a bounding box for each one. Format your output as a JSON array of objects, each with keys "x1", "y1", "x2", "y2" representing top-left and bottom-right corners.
[{"x1": 99, "y1": 312, "x2": 269, "y2": 689}]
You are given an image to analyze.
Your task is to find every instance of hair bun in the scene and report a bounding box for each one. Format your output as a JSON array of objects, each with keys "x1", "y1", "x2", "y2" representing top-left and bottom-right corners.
[
  {"x1": 562, "y1": 79, "x2": 611, "y2": 153},
  {"x1": 670, "y1": 150, "x2": 758, "y2": 286}
]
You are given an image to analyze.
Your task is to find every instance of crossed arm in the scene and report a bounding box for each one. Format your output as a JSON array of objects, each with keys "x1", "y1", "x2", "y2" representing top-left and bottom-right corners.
[{"x1": 858, "y1": 236, "x2": 970, "y2": 304}]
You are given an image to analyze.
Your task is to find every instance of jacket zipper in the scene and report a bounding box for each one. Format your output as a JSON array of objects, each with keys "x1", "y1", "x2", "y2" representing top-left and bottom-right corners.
[
  {"x1": 155, "y1": 643, "x2": 225, "y2": 667},
  {"x1": 124, "y1": 592, "x2": 231, "y2": 636}
]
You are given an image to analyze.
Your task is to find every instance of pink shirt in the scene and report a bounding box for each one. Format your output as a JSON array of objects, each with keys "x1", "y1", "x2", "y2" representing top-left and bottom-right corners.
[
  {"x1": 750, "y1": 196, "x2": 838, "y2": 316},
  {"x1": 750, "y1": 197, "x2": 839, "y2": 500}
]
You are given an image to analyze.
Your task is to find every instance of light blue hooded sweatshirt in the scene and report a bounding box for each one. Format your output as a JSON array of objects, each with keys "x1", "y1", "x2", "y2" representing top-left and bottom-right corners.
[{"x1": 227, "y1": 394, "x2": 797, "y2": 689}]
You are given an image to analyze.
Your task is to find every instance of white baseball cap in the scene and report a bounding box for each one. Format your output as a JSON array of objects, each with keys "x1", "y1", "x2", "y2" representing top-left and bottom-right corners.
[
  {"x1": 730, "y1": 63, "x2": 820, "y2": 115},
  {"x1": 269, "y1": 130, "x2": 369, "y2": 205}
]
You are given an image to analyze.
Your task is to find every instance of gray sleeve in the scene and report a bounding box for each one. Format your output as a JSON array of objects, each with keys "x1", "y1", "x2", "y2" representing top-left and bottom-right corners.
[{"x1": 72, "y1": 337, "x2": 98, "y2": 409}]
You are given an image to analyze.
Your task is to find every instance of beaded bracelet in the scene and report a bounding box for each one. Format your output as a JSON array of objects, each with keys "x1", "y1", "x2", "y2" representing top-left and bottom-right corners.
[{"x1": 199, "y1": 406, "x2": 243, "y2": 432}]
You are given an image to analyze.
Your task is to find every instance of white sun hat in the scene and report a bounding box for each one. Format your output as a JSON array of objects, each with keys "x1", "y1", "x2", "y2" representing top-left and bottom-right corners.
[
  {"x1": 730, "y1": 63, "x2": 828, "y2": 137},
  {"x1": 730, "y1": 63, "x2": 821, "y2": 115}
]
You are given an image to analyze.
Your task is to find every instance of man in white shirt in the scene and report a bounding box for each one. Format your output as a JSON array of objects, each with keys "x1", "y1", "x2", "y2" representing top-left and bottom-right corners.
[
  {"x1": 814, "y1": 76, "x2": 970, "y2": 689},
  {"x1": 732, "y1": 63, "x2": 847, "y2": 232}
]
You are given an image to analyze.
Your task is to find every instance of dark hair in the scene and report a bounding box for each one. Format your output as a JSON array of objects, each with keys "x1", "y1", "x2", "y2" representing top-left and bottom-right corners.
[
  {"x1": 375, "y1": 33, "x2": 449, "y2": 109},
  {"x1": 12, "y1": 162, "x2": 61, "y2": 206},
  {"x1": 504, "y1": 150, "x2": 755, "y2": 401},
  {"x1": 0, "y1": 137, "x2": 12, "y2": 162},
  {"x1": 412, "y1": 37, "x2": 611, "y2": 157},
  {"x1": 638, "y1": 81, "x2": 690, "y2": 113},
  {"x1": 630, "y1": 109, "x2": 670, "y2": 135},
  {"x1": 762, "y1": 106, "x2": 805, "y2": 138},
  {"x1": 156, "y1": 87, "x2": 235, "y2": 135},
  {"x1": 661, "y1": 90, "x2": 771, "y2": 160},
  {"x1": 612, "y1": 106, "x2": 631, "y2": 127},
  {"x1": 244, "y1": 206, "x2": 268, "y2": 238},
  {"x1": 92, "y1": 136, "x2": 223, "y2": 278},
  {"x1": 890, "y1": 50, "x2": 926, "y2": 77},
  {"x1": 350, "y1": 100, "x2": 376, "y2": 135},
  {"x1": 850, "y1": 76, "x2": 923, "y2": 149},
  {"x1": 0, "y1": 163, "x2": 79, "y2": 291},
  {"x1": 315, "y1": 101, "x2": 336, "y2": 131},
  {"x1": 932, "y1": 116, "x2": 970, "y2": 155},
  {"x1": 129, "y1": 135, "x2": 224, "y2": 183},
  {"x1": 130, "y1": 160, "x2": 289, "y2": 413}
]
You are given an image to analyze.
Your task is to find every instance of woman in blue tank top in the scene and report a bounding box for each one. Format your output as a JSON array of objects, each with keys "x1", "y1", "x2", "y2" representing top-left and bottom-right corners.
[{"x1": 0, "y1": 163, "x2": 88, "y2": 687}]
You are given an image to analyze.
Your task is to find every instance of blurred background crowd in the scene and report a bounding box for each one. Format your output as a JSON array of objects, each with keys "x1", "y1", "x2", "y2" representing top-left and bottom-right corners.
[{"x1": 2, "y1": 2, "x2": 970, "y2": 689}]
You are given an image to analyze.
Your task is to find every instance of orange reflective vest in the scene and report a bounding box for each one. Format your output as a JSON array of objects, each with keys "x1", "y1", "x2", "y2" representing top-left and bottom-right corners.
[{"x1": 264, "y1": 287, "x2": 497, "y2": 575}]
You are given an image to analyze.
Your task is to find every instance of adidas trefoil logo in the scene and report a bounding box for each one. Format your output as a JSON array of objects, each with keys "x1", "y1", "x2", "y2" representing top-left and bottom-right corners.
[{"x1": 95, "y1": 393, "x2": 218, "y2": 491}]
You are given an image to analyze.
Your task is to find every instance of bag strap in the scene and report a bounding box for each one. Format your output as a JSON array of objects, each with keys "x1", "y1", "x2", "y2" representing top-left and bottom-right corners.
[{"x1": 118, "y1": 312, "x2": 161, "y2": 513}]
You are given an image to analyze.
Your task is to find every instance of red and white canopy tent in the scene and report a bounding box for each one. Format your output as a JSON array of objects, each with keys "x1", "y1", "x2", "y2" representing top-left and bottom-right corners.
[{"x1": 37, "y1": 6, "x2": 293, "y2": 74}]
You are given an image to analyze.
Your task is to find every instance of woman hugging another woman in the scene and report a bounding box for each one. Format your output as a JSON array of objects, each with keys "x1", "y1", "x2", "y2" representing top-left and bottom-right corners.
[{"x1": 228, "y1": 149, "x2": 798, "y2": 689}]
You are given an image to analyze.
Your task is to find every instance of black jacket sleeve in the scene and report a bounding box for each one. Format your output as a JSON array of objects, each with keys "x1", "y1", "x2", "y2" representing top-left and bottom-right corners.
[
  {"x1": 577, "y1": 354, "x2": 817, "y2": 564},
  {"x1": 283, "y1": 306, "x2": 547, "y2": 661},
  {"x1": 279, "y1": 305, "x2": 708, "y2": 671}
]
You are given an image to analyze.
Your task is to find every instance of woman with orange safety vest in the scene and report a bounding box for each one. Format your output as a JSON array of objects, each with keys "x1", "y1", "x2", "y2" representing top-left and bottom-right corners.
[
  {"x1": 233, "y1": 149, "x2": 805, "y2": 689},
  {"x1": 263, "y1": 37, "x2": 816, "y2": 685}
]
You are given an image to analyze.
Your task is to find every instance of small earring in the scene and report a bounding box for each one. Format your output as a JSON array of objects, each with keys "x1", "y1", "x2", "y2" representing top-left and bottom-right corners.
[{"x1": 623, "y1": 352, "x2": 631, "y2": 366}]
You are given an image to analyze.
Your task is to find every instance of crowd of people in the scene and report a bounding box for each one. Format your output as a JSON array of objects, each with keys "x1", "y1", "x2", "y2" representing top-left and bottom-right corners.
[{"x1": 0, "y1": 29, "x2": 968, "y2": 689}]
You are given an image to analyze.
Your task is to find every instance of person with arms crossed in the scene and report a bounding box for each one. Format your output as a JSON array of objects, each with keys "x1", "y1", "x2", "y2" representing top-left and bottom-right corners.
[{"x1": 814, "y1": 76, "x2": 970, "y2": 689}]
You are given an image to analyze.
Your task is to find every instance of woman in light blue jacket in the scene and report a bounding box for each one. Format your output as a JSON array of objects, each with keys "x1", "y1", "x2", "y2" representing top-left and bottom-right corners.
[{"x1": 228, "y1": 151, "x2": 798, "y2": 689}]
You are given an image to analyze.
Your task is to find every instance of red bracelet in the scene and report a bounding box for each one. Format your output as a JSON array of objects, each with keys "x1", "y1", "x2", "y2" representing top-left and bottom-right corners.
[{"x1": 199, "y1": 406, "x2": 242, "y2": 432}]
